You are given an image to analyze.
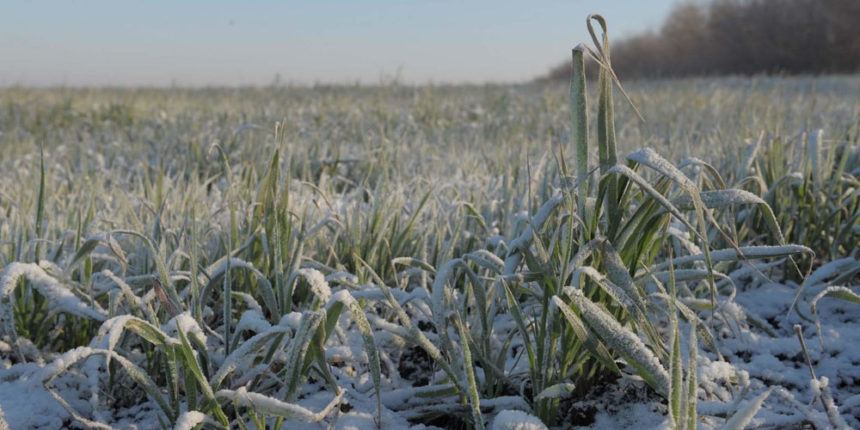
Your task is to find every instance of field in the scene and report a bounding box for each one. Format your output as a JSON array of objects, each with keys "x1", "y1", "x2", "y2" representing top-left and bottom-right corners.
[{"x1": 0, "y1": 72, "x2": 859, "y2": 429}]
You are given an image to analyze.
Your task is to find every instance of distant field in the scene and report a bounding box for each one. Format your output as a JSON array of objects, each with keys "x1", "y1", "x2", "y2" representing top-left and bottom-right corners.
[{"x1": 0, "y1": 76, "x2": 858, "y2": 429}]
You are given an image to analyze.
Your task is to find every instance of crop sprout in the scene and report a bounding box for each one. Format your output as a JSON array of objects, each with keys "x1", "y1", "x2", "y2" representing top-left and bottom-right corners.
[{"x1": 0, "y1": 15, "x2": 858, "y2": 430}]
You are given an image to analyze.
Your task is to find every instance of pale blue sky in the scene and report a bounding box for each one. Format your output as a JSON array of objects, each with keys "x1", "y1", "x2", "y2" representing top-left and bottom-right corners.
[{"x1": 0, "y1": 1, "x2": 678, "y2": 87}]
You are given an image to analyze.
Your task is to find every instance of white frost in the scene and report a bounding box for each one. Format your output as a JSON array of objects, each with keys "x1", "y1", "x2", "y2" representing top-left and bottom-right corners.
[{"x1": 490, "y1": 410, "x2": 548, "y2": 430}]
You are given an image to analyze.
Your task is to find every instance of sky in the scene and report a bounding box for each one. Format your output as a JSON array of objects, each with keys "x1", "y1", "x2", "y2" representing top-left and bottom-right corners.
[{"x1": 0, "y1": 0, "x2": 678, "y2": 87}]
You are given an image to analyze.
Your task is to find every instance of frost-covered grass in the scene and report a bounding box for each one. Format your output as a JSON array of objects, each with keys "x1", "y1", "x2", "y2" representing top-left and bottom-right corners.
[{"x1": 0, "y1": 18, "x2": 859, "y2": 430}]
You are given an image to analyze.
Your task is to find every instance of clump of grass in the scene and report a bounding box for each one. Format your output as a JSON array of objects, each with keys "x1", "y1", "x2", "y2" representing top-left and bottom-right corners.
[{"x1": 729, "y1": 130, "x2": 859, "y2": 271}]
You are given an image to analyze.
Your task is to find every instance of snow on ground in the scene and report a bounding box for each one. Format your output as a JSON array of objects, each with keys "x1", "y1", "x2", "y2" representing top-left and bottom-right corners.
[
  {"x1": 491, "y1": 410, "x2": 549, "y2": 429},
  {"x1": 0, "y1": 275, "x2": 857, "y2": 429},
  {"x1": 555, "y1": 272, "x2": 860, "y2": 429},
  {"x1": 0, "y1": 366, "x2": 70, "y2": 429}
]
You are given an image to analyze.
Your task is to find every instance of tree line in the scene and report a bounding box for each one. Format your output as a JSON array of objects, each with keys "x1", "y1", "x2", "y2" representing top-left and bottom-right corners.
[{"x1": 544, "y1": 0, "x2": 860, "y2": 80}]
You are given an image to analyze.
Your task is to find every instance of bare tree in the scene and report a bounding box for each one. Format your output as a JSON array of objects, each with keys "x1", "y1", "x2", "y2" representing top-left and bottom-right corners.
[{"x1": 541, "y1": 0, "x2": 860, "y2": 81}]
